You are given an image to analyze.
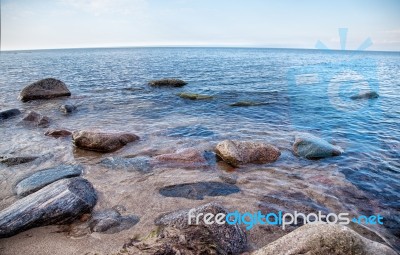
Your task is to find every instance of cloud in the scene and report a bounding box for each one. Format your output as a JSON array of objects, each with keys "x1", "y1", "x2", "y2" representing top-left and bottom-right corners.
[{"x1": 61, "y1": 0, "x2": 148, "y2": 16}]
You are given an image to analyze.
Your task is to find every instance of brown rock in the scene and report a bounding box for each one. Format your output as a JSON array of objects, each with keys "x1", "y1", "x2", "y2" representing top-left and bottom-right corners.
[
  {"x1": 19, "y1": 78, "x2": 71, "y2": 102},
  {"x1": 45, "y1": 129, "x2": 72, "y2": 138},
  {"x1": 22, "y1": 111, "x2": 50, "y2": 127},
  {"x1": 215, "y1": 140, "x2": 280, "y2": 167},
  {"x1": 154, "y1": 148, "x2": 207, "y2": 168},
  {"x1": 252, "y1": 223, "x2": 397, "y2": 255},
  {"x1": 148, "y1": 78, "x2": 187, "y2": 87},
  {"x1": 72, "y1": 130, "x2": 139, "y2": 152}
]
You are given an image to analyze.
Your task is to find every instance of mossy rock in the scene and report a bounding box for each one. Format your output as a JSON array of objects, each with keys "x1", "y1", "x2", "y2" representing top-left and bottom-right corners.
[
  {"x1": 229, "y1": 101, "x2": 269, "y2": 107},
  {"x1": 177, "y1": 93, "x2": 213, "y2": 100},
  {"x1": 148, "y1": 79, "x2": 187, "y2": 87}
]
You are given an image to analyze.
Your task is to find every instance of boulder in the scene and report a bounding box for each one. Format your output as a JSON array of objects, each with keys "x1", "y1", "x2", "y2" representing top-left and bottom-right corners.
[
  {"x1": 72, "y1": 130, "x2": 139, "y2": 152},
  {"x1": 19, "y1": 78, "x2": 71, "y2": 102},
  {"x1": 14, "y1": 164, "x2": 83, "y2": 197},
  {"x1": 99, "y1": 156, "x2": 151, "y2": 172},
  {"x1": 215, "y1": 140, "x2": 281, "y2": 167},
  {"x1": 89, "y1": 209, "x2": 139, "y2": 234},
  {"x1": 293, "y1": 134, "x2": 343, "y2": 159},
  {"x1": 0, "y1": 109, "x2": 21, "y2": 120},
  {"x1": 60, "y1": 104, "x2": 77, "y2": 114},
  {"x1": 0, "y1": 177, "x2": 97, "y2": 238},
  {"x1": 148, "y1": 78, "x2": 187, "y2": 87},
  {"x1": 22, "y1": 111, "x2": 50, "y2": 127},
  {"x1": 0, "y1": 156, "x2": 38, "y2": 166},
  {"x1": 177, "y1": 92, "x2": 213, "y2": 100},
  {"x1": 350, "y1": 91, "x2": 379, "y2": 100},
  {"x1": 126, "y1": 203, "x2": 246, "y2": 254},
  {"x1": 44, "y1": 129, "x2": 72, "y2": 138},
  {"x1": 252, "y1": 223, "x2": 397, "y2": 255},
  {"x1": 154, "y1": 148, "x2": 208, "y2": 168},
  {"x1": 159, "y1": 181, "x2": 240, "y2": 200}
]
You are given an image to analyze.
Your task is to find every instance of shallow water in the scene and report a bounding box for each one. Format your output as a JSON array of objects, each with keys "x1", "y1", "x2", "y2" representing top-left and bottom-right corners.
[{"x1": 0, "y1": 47, "x2": 399, "y2": 253}]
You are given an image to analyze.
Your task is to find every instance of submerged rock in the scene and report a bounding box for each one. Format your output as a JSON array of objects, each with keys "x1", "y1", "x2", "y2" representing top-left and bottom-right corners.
[
  {"x1": 99, "y1": 156, "x2": 151, "y2": 172},
  {"x1": 44, "y1": 129, "x2": 72, "y2": 138},
  {"x1": 127, "y1": 203, "x2": 247, "y2": 254},
  {"x1": 0, "y1": 109, "x2": 21, "y2": 121},
  {"x1": 293, "y1": 133, "x2": 343, "y2": 159},
  {"x1": 22, "y1": 111, "x2": 50, "y2": 127},
  {"x1": 0, "y1": 156, "x2": 38, "y2": 166},
  {"x1": 215, "y1": 140, "x2": 281, "y2": 167},
  {"x1": 177, "y1": 92, "x2": 213, "y2": 100},
  {"x1": 154, "y1": 148, "x2": 208, "y2": 168},
  {"x1": 72, "y1": 130, "x2": 139, "y2": 152},
  {"x1": 19, "y1": 78, "x2": 71, "y2": 102},
  {"x1": 89, "y1": 209, "x2": 139, "y2": 234},
  {"x1": 229, "y1": 101, "x2": 269, "y2": 107},
  {"x1": 14, "y1": 164, "x2": 83, "y2": 197},
  {"x1": 60, "y1": 104, "x2": 77, "y2": 114},
  {"x1": 252, "y1": 223, "x2": 397, "y2": 255},
  {"x1": 0, "y1": 177, "x2": 97, "y2": 238},
  {"x1": 148, "y1": 78, "x2": 187, "y2": 87},
  {"x1": 350, "y1": 91, "x2": 379, "y2": 100},
  {"x1": 159, "y1": 181, "x2": 240, "y2": 200}
]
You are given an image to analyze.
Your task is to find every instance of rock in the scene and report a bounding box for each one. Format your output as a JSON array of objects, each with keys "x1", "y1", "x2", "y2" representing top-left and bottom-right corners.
[
  {"x1": 148, "y1": 78, "x2": 187, "y2": 87},
  {"x1": 22, "y1": 111, "x2": 50, "y2": 127},
  {"x1": 177, "y1": 92, "x2": 213, "y2": 100},
  {"x1": 19, "y1": 78, "x2": 71, "y2": 102},
  {"x1": 252, "y1": 223, "x2": 397, "y2": 255},
  {"x1": 130, "y1": 203, "x2": 247, "y2": 254},
  {"x1": 44, "y1": 129, "x2": 72, "y2": 138},
  {"x1": 0, "y1": 156, "x2": 38, "y2": 166},
  {"x1": 14, "y1": 164, "x2": 83, "y2": 197},
  {"x1": 0, "y1": 109, "x2": 21, "y2": 120},
  {"x1": 72, "y1": 130, "x2": 139, "y2": 152},
  {"x1": 293, "y1": 133, "x2": 343, "y2": 159},
  {"x1": 215, "y1": 140, "x2": 281, "y2": 167},
  {"x1": 99, "y1": 156, "x2": 151, "y2": 172},
  {"x1": 89, "y1": 209, "x2": 139, "y2": 234},
  {"x1": 350, "y1": 91, "x2": 379, "y2": 100},
  {"x1": 230, "y1": 101, "x2": 269, "y2": 107},
  {"x1": 159, "y1": 181, "x2": 240, "y2": 200},
  {"x1": 60, "y1": 104, "x2": 77, "y2": 114},
  {"x1": 154, "y1": 148, "x2": 208, "y2": 168},
  {"x1": 0, "y1": 177, "x2": 97, "y2": 238}
]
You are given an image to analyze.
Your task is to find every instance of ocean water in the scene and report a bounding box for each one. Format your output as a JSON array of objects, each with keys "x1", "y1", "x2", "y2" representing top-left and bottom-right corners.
[{"x1": 0, "y1": 47, "x2": 399, "y2": 252}]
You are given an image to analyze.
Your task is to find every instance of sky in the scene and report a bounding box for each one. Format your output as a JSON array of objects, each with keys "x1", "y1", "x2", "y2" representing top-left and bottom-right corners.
[{"x1": 1, "y1": 0, "x2": 400, "y2": 51}]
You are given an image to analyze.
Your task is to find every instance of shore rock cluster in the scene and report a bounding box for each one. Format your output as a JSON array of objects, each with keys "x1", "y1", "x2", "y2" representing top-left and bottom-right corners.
[{"x1": 1, "y1": 78, "x2": 394, "y2": 255}]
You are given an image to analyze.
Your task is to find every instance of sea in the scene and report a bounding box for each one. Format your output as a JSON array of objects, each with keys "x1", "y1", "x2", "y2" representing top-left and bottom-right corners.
[{"x1": 0, "y1": 47, "x2": 399, "y2": 252}]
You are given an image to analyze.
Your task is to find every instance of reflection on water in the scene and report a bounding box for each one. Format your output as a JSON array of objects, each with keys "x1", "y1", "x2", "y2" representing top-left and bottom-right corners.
[{"x1": 0, "y1": 48, "x2": 399, "y2": 252}]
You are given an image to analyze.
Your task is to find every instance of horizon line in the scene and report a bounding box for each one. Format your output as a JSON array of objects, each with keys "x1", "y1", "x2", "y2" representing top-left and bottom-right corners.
[{"x1": 1, "y1": 45, "x2": 399, "y2": 53}]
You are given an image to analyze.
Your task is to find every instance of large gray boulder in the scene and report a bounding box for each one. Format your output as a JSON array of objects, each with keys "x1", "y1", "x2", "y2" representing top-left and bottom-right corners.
[
  {"x1": 14, "y1": 164, "x2": 83, "y2": 197},
  {"x1": 72, "y1": 130, "x2": 139, "y2": 152},
  {"x1": 252, "y1": 223, "x2": 397, "y2": 255},
  {"x1": 19, "y1": 78, "x2": 71, "y2": 102},
  {"x1": 0, "y1": 177, "x2": 97, "y2": 238},
  {"x1": 215, "y1": 140, "x2": 281, "y2": 167},
  {"x1": 293, "y1": 133, "x2": 343, "y2": 159}
]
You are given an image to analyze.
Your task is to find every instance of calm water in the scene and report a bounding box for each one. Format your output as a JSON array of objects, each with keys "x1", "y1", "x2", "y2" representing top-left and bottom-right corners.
[{"x1": 0, "y1": 47, "x2": 399, "y2": 252}]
